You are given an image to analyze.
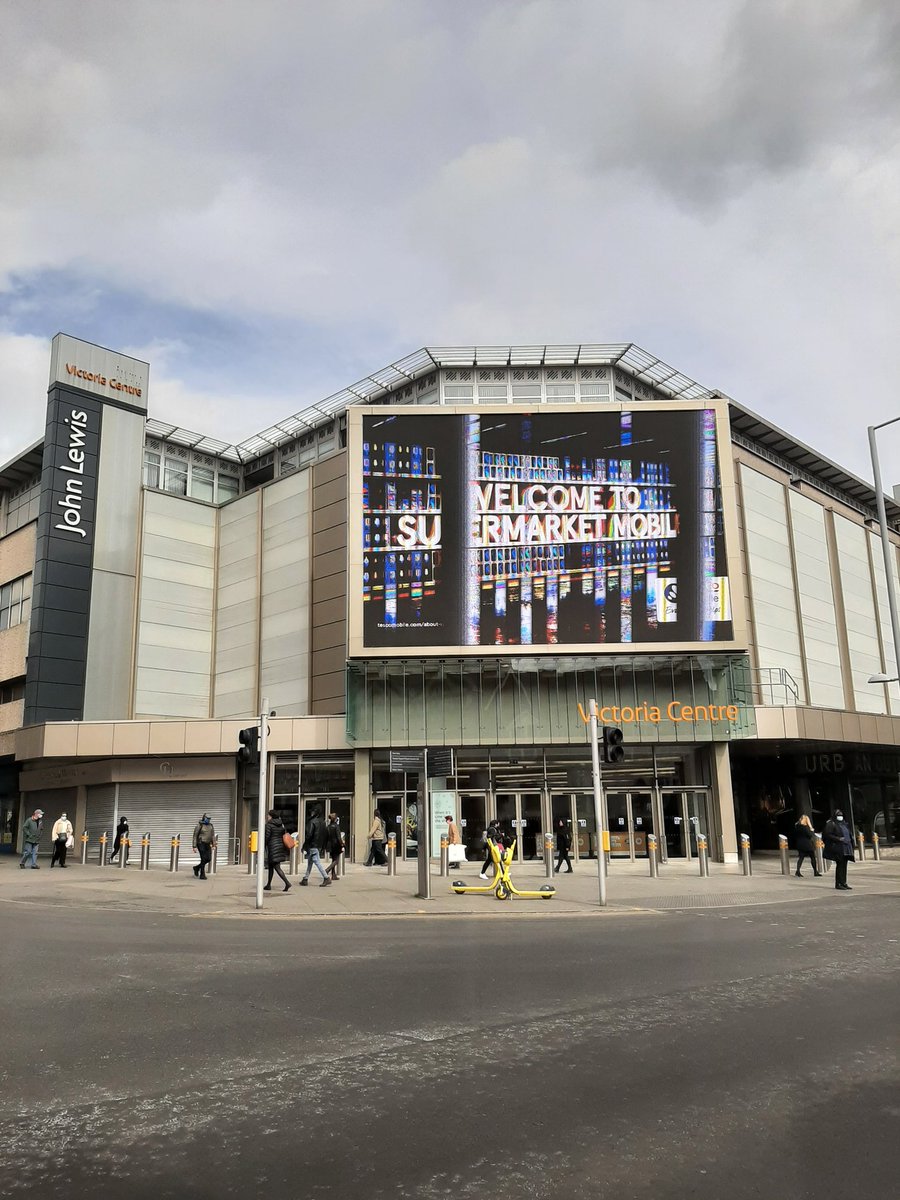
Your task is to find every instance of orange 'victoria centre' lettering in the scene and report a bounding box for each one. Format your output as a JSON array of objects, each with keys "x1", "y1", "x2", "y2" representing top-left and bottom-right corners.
[
  {"x1": 65, "y1": 363, "x2": 142, "y2": 398},
  {"x1": 596, "y1": 702, "x2": 740, "y2": 724}
]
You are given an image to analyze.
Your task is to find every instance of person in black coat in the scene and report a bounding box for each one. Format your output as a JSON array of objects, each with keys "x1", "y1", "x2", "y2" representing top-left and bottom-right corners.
[
  {"x1": 794, "y1": 814, "x2": 821, "y2": 877},
  {"x1": 109, "y1": 816, "x2": 129, "y2": 865},
  {"x1": 555, "y1": 819, "x2": 573, "y2": 874},
  {"x1": 823, "y1": 809, "x2": 854, "y2": 891},
  {"x1": 325, "y1": 814, "x2": 343, "y2": 881},
  {"x1": 263, "y1": 809, "x2": 292, "y2": 892},
  {"x1": 300, "y1": 809, "x2": 331, "y2": 887}
]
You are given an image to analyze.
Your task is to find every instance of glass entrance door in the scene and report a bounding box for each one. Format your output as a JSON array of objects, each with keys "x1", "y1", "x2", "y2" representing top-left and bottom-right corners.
[
  {"x1": 605, "y1": 791, "x2": 654, "y2": 860},
  {"x1": 459, "y1": 793, "x2": 486, "y2": 862},
  {"x1": 373, "y1": 793, "x2": 404, "y2": 856},
  {"x1": 495, "y1": 792, "x2": 542, "y2": 862},
  {"x1": 659, "y1": 789, "x2": 712, "y2": 860}
]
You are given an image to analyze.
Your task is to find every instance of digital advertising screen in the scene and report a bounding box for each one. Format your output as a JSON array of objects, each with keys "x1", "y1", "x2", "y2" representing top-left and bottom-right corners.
[{"x1": 355, "y1": 406, "x2": 735, "y2": 653}]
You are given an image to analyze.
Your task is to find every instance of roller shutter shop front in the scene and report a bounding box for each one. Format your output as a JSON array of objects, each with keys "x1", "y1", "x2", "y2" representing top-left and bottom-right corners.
[{"x1": 115, "y1": 781, "x2": 234, "y2": 865}]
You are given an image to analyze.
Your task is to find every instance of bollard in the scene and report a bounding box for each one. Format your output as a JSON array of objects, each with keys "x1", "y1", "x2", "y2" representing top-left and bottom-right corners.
[
  {"x1": 118, "y1": 837, "x2": 130, "y2": 869},
  {"x1": 647, "y1": 833, "x2": 659, "y2": 878},
  {"x1": 544, "y1": 834, "x2": 554, "y2": 878},
  {"x1": 139, "y1": 834, "x2": 151, "y2": 871},
  {"x1": 169, "y1": 834, "x2": 180, "y2": 873},
  {"x1": 339, "y1": 834, "x2": 347, "y2": 876},
  {"x1": 247, "y1": 830, "x2": 258, "y2": 875},
  {"x1": 387, "y1": 832, "x2": 397, "y2": 877},
  {"x1": 211, "y1": 843, "x2": 218, "y2": 875},
  {"x1": 98, "y1": 831, "x2": 108, "y2": 867},
  {"x1": 856, "y1": 831, "x2": 865, "y2": 862},
  {"x1": 80, "y1": 830, "x2": 89, "y2": 865},
  {"x1": 289, "y1": 840, "x2": 301, "y2": 876},
  {"x1": 698, "y1": 834, "x2": 710, "y2": 878},
  {"x1": 740, "y1": 832, "x2": 752, "y2": 876},
  {"x1": 815, "y1": 834, "x2": 828, "y2": 875},
  {"x1": 778, "y1": 833, "x2": 791, "y2": 876},
  {"x1": 872, "y1": 832, "x2": 881, "y2": 862},
  {"x1": 439, "y1": 835, "x2": 449, "y2": 877}
]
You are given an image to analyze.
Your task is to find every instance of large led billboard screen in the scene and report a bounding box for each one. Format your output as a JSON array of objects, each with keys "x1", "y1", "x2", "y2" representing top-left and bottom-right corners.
[{"x1": 351, "y1": 405, "x2": 738, "y2": 654}]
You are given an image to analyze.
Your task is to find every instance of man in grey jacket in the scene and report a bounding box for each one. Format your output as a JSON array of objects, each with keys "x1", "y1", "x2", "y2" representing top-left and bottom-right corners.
[{"x1": 19, "y1": 809, "x2": 44, "y2": 869}]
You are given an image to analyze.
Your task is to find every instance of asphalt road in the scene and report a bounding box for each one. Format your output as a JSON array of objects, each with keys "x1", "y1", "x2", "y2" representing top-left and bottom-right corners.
[{"x1": 2, "y1": 893, "x2": 897, "y2": 1198}]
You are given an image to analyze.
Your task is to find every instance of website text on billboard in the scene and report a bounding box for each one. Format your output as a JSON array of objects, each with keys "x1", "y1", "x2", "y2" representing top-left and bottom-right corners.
[{"x1": 360, "y1": 408, "x2": 733, "y2": 650}]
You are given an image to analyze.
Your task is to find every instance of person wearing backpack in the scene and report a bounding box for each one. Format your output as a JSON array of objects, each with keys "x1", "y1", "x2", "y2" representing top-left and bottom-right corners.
[
  {"x1": 479, "y1": 819, "x2": 502, "y2": 880},
  {"x1": 325, "y1": 813, "x2": 344, "y2": 881}
]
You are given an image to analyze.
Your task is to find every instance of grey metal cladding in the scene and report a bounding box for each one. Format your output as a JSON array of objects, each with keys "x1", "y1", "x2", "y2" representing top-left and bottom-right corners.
[{"x1": 24, "y1": 386, "x2": 103, "y2": 724}]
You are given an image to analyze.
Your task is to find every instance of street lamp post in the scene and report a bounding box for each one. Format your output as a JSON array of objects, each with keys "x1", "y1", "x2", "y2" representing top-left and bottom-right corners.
[{"x1": 868, "y1": 420, "x2": 900, "y2": 684}]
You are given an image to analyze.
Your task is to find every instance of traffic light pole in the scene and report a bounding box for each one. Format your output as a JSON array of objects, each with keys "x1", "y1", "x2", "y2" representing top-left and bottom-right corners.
[
  {"x1": 587, "y1": 699, "x2": 608, "y2": 908},
  {"x1": 255, "y1": 697, "x2": 269, "y2": 912}
]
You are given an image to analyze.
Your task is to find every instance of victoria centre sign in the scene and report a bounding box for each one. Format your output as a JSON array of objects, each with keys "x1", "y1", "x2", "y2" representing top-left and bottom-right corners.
[{"x1": 347, "y1": 402, "x2": 743, "y2": 656}]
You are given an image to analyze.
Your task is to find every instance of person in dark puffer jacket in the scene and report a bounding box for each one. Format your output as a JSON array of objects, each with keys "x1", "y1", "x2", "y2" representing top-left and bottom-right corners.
[{"x1": 263, "y1": 809, "x2": 292, "y2": 892}]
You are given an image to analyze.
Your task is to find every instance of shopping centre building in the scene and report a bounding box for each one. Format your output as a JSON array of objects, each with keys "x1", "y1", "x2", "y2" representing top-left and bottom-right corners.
[{"x1": 1, "y1": 335, "x2": 899, "y2": 865}]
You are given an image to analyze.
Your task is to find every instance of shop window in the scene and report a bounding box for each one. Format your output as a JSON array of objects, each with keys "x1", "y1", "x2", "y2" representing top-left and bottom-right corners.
[
  {"x1": 143, "y1": 450, "x2": 161, "y2": 488},
  {"x1": 190, "y1": 465, "x2": 215, "y2": 502},
  {"x1": 0, "y1": 574, "x2": 31, "y2": 632},
  {"x1": 217, "y1": 473, "x2": 240, "y2": 502}
]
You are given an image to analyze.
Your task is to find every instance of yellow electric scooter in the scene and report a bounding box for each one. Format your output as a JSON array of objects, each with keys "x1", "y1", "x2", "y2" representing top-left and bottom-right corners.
[{"x1": 451, "y1": 838, "x2": 555, "y2": 901}]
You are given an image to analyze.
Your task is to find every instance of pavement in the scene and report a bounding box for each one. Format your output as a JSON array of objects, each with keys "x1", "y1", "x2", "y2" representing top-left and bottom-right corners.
[{"x1": 2, "y1": 848, "x2": 898, "y2": 917}]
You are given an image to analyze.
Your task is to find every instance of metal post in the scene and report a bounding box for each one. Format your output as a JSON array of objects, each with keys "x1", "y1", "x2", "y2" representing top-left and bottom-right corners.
[
  {"x1": 387, "y1": 832, "x2": 397, "y2": 877},
  {"x1": 169, "y1": 834, "x2": 180, "y2": 873},
  {"x1": 118, "y1": 837, "x2": 129, "y2": 869},
  {"x1": 544, "y1": 834, "x2": 554, "y2": 878},
  {"x1": 647, "y1": 833, "x2": 659, "y2": 878},
  {"x1": 289, "y1": 840, "x2": 300, "y2": 876},
  {"x1": 211, "y1": 843, "x2": 218, "y2": 875},
  {"x1": 255, "y1": 697, "x2": 270, "y2": 912},
  {"x1": 416, "y1": 764, "x2": 431, "y2": 900},
  {"x1": 80, "y1": 831, "x2": 89, "y2": 865},
  {"x1": 778, "y1": 833, "x2": 791, "y2": 876},
  {"x1": 740, "y1": 832, "x2": 752, "y2": 876},
  {"x1": 815, "y1": 834, "x2": 828, "y2": 875},
  {"x1": 247, "y1": 831, "x2": 257, "y2": 875},
  {"x1": 872, "y1": 832, "x2": 881, "y2": 862},
  {"x1": 439, "y1": 835, "x2": 449, "y2": 877},
  {"x1": 856, "y1": 830, "x2": 866, "y2": 862},
  {"x1": 98, "y1": 831, "x2": 108, "y2": 867},
  {"x1": 698, "y1": 834, "x2": 710, "y2": 878},
  {"x1": 340, "y1": 834, "x2": 347, "y2": 876},
  {"x1": 587, "y1": 699, "x2": 608, "y2": 907},
  {"x1": 868, "y1": 421, "x2": 900, "y2": 683},
  {"x1": 139, "y1": 834, "x2": 150, "y2": 871}
]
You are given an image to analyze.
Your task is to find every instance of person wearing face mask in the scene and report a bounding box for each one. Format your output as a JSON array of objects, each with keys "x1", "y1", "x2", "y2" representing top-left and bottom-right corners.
[
  {"x1": 823, "y1": 809, "x2": 855, "y2": 891},
  {"x1": 50, "y1": 812, "x2": 74, "y2": 868}
]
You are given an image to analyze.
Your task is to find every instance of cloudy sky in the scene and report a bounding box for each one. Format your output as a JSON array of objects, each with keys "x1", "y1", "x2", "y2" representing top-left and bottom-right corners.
[{"x1": 2, "y1": 0, "x2": 899, "y2": 479}]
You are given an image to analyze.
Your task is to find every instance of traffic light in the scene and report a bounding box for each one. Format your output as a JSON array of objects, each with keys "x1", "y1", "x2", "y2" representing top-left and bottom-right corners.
[
  {"x1": 602, "y1": 726, "x2": 625, "y2": 764},
  {"x1": 238, "y1": 726, "x2": 259, "y2": 767}
]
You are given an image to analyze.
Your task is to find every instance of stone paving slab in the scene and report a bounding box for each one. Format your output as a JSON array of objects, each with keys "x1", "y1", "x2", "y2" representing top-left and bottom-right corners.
[{"x1": 1, "y1": 853, "x2": 897, "y2": 919}]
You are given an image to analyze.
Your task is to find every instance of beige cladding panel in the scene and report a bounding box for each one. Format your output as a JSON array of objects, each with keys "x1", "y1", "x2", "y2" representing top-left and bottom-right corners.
[
  {"x1": 0, "y1": 621, "x2": 28, "y2": 682},
  {"x1": 83, "y1": 572, "x2": 136, "y2": 719},
  {"x1": 214, "y1": 493, "x2": 260, "y2": 719},
  {"x1": 134, "y1": 491, "x2": 216, "y2": 719},
  {"x1": 0, "y1": 522, "x2": 37, "y2": 586},
  {"x1": 260, "y1": 472, "x2": 310, "y2": 715},
  {"x1": 311, "y1": 456, "x2": 347, "y2": 714},
  {"x1": 312, "y1": 498, "x2": 347, "y2": 535}
]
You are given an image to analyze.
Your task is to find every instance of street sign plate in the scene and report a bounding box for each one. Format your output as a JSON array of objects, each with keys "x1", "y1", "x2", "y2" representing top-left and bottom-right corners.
[
  {"x1": 390, "y1": 750, "x2": 425, "y2": 773},
  {"x1": 426, "y1": 747, "x2": 455, "y2": 778}
]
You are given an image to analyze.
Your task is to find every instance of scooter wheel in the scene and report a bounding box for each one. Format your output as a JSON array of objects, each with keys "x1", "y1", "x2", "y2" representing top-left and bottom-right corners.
[
  {"x1": 451, "y1": 879, "x2": 466, "y2": 892},
  {"x1": 540, "y1": 885, "x2": 555, "y2": 898},
  {"x1": 496, "y1": 883, "x2": 511, "y2": 900}
]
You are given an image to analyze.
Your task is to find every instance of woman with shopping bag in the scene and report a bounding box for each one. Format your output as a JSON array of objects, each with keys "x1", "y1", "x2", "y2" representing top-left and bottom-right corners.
[{"x1": 445, "y1": 814, "x2": 466, "y2": 869}]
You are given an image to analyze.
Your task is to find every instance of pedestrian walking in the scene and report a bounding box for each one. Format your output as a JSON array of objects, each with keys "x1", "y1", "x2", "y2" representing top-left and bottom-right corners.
[
  {"x1": 109, "y1": 816, "x2": 129, "y2": 865},
  {"x1": 262, "y1": 809, "x2": 292, "y2": 891},
  {"x1": 479, "y1": 819, "x2": 502, "y2": 880},
  {"x1": 300, "y1": 807, "x2": 331, "y2": 886},
  {"x1": 192, "y1": 813, "x2": 217, "y2": 881},
  {"x1": 50, "y1": 812, "x2": 74, "y2": 868},
  {"x1": 794, "y1": 814, "x2": 820, "y2": 878},
  {"x1": 326, "y1": 813, "x2": 343, "y2": 880},
  {"x1": 364, "y1": 808, "x2": 387, "y2": 867},
  {"x1": 445, "y1": 813, "x2": 464, "y2": 869},
  {"x1": 19, "y1": 809, "x2": 44, "y2": 869},
  {"x1": 555, "y1": 818, "x2": 573, "y2": 874},
  {"x1": 824, "y1": 809, "x2": 855, "y2": 891}
]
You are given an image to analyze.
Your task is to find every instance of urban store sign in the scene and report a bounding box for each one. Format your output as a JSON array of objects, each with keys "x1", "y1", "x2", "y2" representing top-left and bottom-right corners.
[{"x1": 54, "y1": 406, "x2": 92, "y2": 539}]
